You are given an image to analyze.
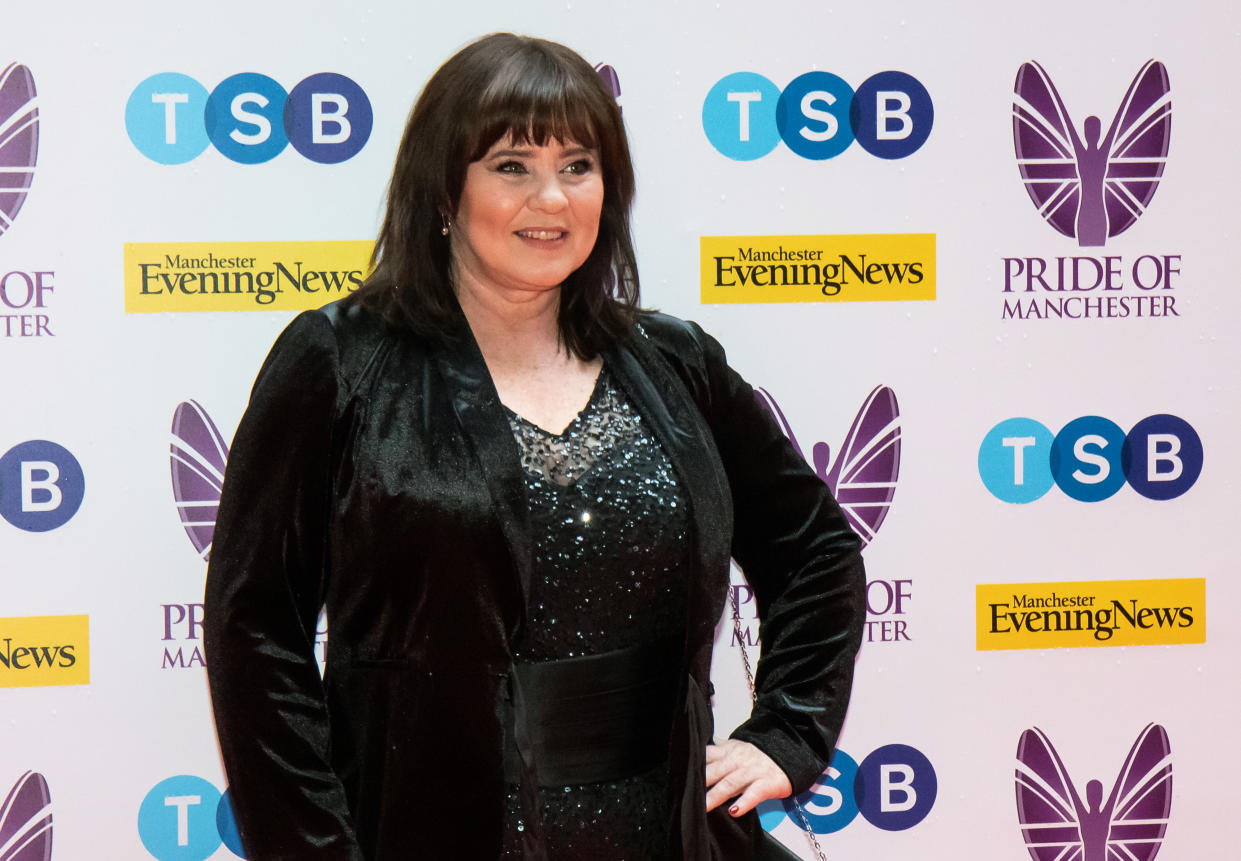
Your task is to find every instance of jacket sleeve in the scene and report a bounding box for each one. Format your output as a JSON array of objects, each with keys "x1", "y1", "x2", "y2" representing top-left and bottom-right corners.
[
  {"x1": 203, "y1": 310, "x2": 364, "y2": 860},
  {"x1": 686, "y1": 321, "x2": 867, "y2": 795}
]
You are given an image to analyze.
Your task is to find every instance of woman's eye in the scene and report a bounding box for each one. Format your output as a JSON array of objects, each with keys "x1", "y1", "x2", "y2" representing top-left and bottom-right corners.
[
  {"x1": 563, "y1": 159, "x2": 595, "y2": 175},
  {"x1": 496, "y1": 160, "x2": 527, "y2": 174}
]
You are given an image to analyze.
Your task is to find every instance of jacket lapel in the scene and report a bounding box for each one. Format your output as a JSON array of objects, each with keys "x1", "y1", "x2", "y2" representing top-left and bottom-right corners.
[{"x1": 431, "y1": 330, "x2": 534, "y2": 635}]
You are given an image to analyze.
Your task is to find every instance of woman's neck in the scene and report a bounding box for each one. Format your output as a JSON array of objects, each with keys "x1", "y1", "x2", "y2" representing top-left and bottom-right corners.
[{"x1": 454, "y1": 270, "x2": 567, "y2": 374}]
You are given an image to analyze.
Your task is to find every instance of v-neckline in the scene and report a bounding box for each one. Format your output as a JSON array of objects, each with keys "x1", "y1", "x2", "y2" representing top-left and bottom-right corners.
[{"x1": 502, "y1": 366, "x2": 608, "y2": 438}]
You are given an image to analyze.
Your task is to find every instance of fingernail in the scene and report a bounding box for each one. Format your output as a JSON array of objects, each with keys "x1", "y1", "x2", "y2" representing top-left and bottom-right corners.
[{"x1": 729, "y1": 804, "x2": 740, "y2": 817}]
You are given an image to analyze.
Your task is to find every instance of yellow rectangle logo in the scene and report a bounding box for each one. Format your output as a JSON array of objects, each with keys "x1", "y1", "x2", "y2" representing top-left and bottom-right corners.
[
  {"x1": 0, "y1": 615, "x2": 90, "y2": 687},
  {"x1": 700, "y1": 233, "x2": 935, "y2": 304},
  {"x1": 976, "y1": 579, "x2": 1205, "y2": 650},
  {"x1": 123, "y1": 241, "x2": 373, "y2": 312}
]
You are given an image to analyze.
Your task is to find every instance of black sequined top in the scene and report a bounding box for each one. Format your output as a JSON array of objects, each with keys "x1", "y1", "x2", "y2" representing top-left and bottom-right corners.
[{"x1": 500, "y1": 367, "x2": 690, "y2": 860}]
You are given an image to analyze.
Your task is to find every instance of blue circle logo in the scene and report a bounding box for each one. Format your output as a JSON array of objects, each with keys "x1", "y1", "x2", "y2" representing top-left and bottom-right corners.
[
  {"x1": 978, "y1": 418, "x2": 1054, "y2": 503},
  {"x1": 125, "y1": 73, "x2": 211, "y2": 165},
  {"x1": 284, "y1": 73, "x2": 373, "y2": 164},
  {"x1": 854, "y1": 744, "x2": 937, "y2": 830},
  {"x1": 702, "y1": 72, "x2": 782, "y2": 161},
  {"x1": 980, "y1": 414, "x2": 1202, "y2": 503},
  {"x1": 128, "y1": 72, "x2": 371, "y2": 164},
  {"x1": 851, "y1": 71, "x2": 934, "y2": 159},
  {"x1": 205, "y1": 73, "x2": 289, "y2": 164},
  {"x1": 137, "y1": 776, "x2": 223, "y2": 861},
  {"x1": 776, "y1": 72, "x2": 855, "y2": 161},
  {"x1": 704, "y1": 70, "x2": 932, "y2": 161},
  {"x1": 216, "y1": 788, "x2": 245, "y2": 856},
  {"x1": 1122, "y1": 414, "x2": 1204, "y2": 500},
  {"x1": 0, "y1": 440, "x2": 85, "y2": 531},
  {"x1": 1050, "y1": 416, "x2": 1128, "y2": 502}
]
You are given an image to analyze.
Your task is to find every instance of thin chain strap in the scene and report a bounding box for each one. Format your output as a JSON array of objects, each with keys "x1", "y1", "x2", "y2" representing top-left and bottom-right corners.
[{"x1": 731, "y1": 588, "x2": 829, "y2": 861}]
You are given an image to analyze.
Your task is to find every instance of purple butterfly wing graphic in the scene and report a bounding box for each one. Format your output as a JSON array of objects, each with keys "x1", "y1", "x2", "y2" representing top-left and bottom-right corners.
[
  {"x1": 1013, "y1": 60, "x2": 1170, "y2": 247},
  {"x1": 1101, "y1": 723, "x2": 1172, "y2": 861},
  {"x1": 1015, "y1": 727, "x2": 1091, "y2": 860},
  {"x1": 594, "y1": 63, "x2": 621, "y2": 101},
  {"x1": 1016, "y1": 725, "x2": 1172, "y2": 861},
  {"x1": 754, "y1": 386, "x2": 900, "y2": 549},
  {"x1": 170, "y1": 400, "x2": 230, "y2": 561},
  {"x1": 1013, "y1": 61, "x2": 1081, "y2": 240},
  {"x1": 1100, "y1": 61, "x2": 1171, "y2": 240},
  {"x1": 0, "y1": 771, "x2": 52, "y2": 861},
  {"x1": 0, "y1": 63, "x2": 39, "y2": 238}
]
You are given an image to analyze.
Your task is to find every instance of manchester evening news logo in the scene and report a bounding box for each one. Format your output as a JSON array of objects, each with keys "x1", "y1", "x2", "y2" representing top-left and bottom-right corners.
[
  {"x1": 1002, "y1": 60, "x2": 1181, "y2": 322},
  {"x1": 0, "y1": 615, "x2": 89, "y2": 688},
  {"x1": 0, "y1": 771, "x2": 53, "y2": 860},
  {"x1": 1016, "y1": 724, "x2": 1171, "y2": 860},
  {"x1": 976, "y1": 579, "x2": 1204, "y2": 650},
  {"x1": 700, "y1": 234, "x2": 934, "y2": 304},
  {"x1": 123, "y1": 241, "x2": 370, "y2": 312}
]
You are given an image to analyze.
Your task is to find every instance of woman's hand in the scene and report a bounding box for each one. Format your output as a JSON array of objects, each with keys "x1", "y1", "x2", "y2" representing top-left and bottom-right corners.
[{"x1": 704, "y1": 739, "x2": 792, "y2": 816}]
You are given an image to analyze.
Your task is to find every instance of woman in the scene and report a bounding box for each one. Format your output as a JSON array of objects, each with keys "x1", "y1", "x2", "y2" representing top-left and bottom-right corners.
[{"x1": 204, "y1": 33, "x2": 865, "y2": 861}]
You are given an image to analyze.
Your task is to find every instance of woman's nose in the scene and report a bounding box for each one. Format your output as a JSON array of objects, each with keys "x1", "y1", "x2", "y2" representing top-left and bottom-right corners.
[{"x1": 529, "y1": 173, "x2": 569, "y2": 211}]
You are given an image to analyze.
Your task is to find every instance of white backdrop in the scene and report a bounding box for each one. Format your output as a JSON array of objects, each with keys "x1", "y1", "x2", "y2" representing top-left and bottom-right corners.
[{"x1": 2, "y1": 1, "x2": 1238, "y2": 858}]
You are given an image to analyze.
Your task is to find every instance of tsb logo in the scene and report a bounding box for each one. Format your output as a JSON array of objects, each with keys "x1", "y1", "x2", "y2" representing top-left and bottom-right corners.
[
  {"x1": 703, "y1": 70, "x2": 932, "y2": 161},
  {"x1": 0, "y1": 439, "x2": 84, "y2": 531},
  {"x1": 126, "y1": 72, "x2": 372, "y2": 164},
  {"x1": 978, "y1": 414, "x2": 1202, "y2": 503},
  {"x1": 758, "y1": 743, "x2": 936, "y2": 834},
  {"x1": 138, "y1": 777, "x2": 245, "y2": 860}
]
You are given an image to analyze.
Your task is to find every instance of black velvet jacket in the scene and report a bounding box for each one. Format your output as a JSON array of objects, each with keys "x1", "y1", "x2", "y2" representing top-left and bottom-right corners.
[{"x1": 203, "y1": 300, "x2": 865, "y2": 860}]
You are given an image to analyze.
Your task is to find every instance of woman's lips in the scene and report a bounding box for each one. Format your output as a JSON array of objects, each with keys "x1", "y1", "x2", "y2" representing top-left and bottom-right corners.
[{"x1": 515, "y1": 228, "x2": 567, "y2": 241}]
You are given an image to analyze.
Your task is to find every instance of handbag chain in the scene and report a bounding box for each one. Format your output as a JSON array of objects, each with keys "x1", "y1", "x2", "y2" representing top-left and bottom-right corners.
[{"x1": 731, "y1": 588, "x2": 829, "y2": 861}]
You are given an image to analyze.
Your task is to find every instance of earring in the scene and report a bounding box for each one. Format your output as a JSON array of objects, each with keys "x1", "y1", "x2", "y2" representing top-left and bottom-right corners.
[{"x1": 440, "y1": 213, "x2": 451, "y2": 236}]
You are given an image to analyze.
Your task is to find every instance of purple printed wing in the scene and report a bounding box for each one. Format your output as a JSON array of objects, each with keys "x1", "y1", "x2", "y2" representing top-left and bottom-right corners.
[
  {"x1": 1100, "y1": 61, "x2": 1170, "y2": 239},
  {"x1": 821, "y1": 386, "x2": 900, "y2": 548},
  {"x1": 1015, "y1": 727, "x2": 1088, "y2": 861},
  {"x1": 594, "y1": 63, "x2": 621, "y2": 101},
  {"x1": 1102, "y1": 723, "x2": 1172, "y2": 861},
  {"x1": 0, "y1": 771, "x2": 52, "y2": 861},
  {"x1": 170, "y1": 400, "x2": 229, "y2": 561},
  {"x1": 1013, "y1": 61, "x2": 1082, "y2": 240},
  {"x1": 755, "y1": 386, "x2": 900, "y2": 549},
  {"x1": 0, "y1": 63, "x2": 39, "y2": 238}
]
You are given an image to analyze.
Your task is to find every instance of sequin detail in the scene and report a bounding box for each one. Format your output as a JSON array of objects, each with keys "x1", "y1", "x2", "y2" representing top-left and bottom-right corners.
[{"x1": 500, "y1": 367, "x2": 688, "y2": 859}]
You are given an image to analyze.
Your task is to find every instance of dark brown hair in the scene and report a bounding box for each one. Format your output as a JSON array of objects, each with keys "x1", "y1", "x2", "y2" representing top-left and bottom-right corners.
[{"x1": 351, "y1": 33, "x2": 639, "y2": 358}]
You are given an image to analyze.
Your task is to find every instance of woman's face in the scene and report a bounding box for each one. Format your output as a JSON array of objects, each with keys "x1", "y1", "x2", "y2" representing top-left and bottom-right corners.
[{"x1": 451, "y1": 135, "x2": 604, "y2": 302}]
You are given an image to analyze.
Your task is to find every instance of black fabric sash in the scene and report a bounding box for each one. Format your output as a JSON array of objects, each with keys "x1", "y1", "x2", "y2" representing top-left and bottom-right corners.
[{"x1": 502, "y1": 637, "x2": 682, "y2": 787}]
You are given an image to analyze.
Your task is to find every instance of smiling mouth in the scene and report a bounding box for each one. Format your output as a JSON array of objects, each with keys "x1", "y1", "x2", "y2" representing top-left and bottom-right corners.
[{"x1": 516, "y1": 229, "x2": 567, "y2": 241}]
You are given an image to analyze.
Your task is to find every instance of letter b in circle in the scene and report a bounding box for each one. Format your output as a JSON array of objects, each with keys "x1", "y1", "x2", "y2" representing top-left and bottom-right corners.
[
  {"x1": 284, "y1": 73, "x2": 373, "y2": 163},
  {"x1": 854, "y1": 744, "x2": 936, "y2": 830},
  {"x1": 1122, "y1": 414, "x2": 1203, "y2": 500},
  {"x1": 850, "y1": 71, "x2": 934, "y2": 159},
  {"x1": 0, "y1": 440, "x2": 85, "y2": 531}
]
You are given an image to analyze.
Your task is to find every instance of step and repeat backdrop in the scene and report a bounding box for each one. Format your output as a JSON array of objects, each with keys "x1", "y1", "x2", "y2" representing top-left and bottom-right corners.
[{"x1": 3, "y1": 1, "x2": 1238, "y2": 858}]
